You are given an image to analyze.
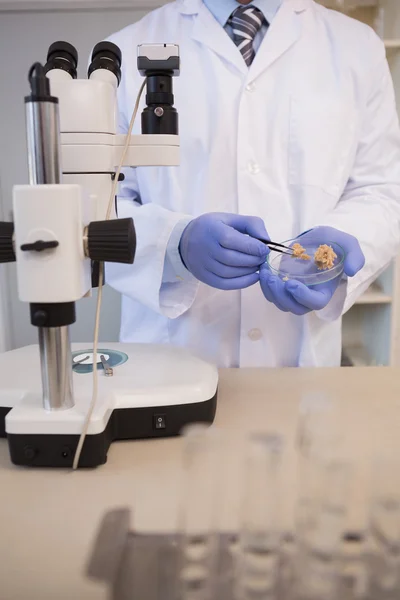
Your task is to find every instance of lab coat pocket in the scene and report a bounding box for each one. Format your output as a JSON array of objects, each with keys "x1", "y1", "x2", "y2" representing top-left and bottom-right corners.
[{"x1": 289, "y1": 96, "x2": 356, "y2": 197}]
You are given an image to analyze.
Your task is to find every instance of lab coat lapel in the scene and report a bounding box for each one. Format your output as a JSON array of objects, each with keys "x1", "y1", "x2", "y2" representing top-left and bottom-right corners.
[
  {"x1": 248, "y1": 0, "x2": 308, "y2": 83},
  {"x1": 190, "y1": 2, "x2": 248, "y2": 77}
]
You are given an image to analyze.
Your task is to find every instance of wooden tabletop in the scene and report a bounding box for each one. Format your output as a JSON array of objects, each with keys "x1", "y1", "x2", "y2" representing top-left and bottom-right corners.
[{"x1": 0, "y1": 367, "x2": 399, "y2": 600}]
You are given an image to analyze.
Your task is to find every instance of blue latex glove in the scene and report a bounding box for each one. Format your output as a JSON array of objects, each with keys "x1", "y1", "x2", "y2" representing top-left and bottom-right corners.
[
  {"x1": 260, "y1": 227, "x2": 365, "y2": 315},
  {"x1": 179, "y1": 213, "x2": 269, "y2": 290}
]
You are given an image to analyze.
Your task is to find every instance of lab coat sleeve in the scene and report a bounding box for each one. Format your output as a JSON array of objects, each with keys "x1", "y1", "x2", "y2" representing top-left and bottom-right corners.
[
  {"x1": 105, "y1": 108, "x2": 199, "y2": 319},
  {"x1": 316, "y1": 32, "x2": 400, "y2": 321},
  {"x1": 164, "y1": 216, "x2": 194, "y2": 282}
]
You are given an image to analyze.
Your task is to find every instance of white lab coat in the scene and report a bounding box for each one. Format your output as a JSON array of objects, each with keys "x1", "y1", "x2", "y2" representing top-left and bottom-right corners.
[{"x1": 106, "y1": 0, "x2": 400, "y2": 368}]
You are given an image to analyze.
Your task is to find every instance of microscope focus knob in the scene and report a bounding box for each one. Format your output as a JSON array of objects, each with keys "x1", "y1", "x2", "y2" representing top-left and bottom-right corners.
[
  {"x1": 0, "y1": 222, "x2": 16, "y2": 264},
  {"x1": 86, "y1": 218, "x2": 136, "y2": 264}
]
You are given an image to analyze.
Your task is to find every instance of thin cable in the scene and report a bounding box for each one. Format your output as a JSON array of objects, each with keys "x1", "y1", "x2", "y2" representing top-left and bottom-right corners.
[{"x1": 73, "y1": 78, "x2": 147, "y2": 470}]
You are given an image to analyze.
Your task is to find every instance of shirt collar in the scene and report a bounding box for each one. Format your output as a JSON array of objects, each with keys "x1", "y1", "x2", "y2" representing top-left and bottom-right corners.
[{"x1": 202, "y1": 0, "x2": 282, "y2": 27}]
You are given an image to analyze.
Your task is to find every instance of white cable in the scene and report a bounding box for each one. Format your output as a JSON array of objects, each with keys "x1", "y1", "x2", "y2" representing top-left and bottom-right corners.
[{"x1": 73, "y1": 78, "x2": 147, "y2": 470}]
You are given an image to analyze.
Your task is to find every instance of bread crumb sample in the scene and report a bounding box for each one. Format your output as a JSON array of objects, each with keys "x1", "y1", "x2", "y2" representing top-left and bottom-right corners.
[
  {"x1": 292, "y1": 243, "x2": 310, "y2": 261},
  {"x1": 314, "y1": 244, "x2": 337, "y2": 271}
]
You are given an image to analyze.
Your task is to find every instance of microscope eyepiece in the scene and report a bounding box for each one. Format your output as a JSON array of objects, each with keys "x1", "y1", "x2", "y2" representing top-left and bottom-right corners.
[
  {"x1": 45, "y1": 41, "x2": 78, "y2": 79},
  {"x1": 88, "y1": 41, "x2": 122, "y2": 86},
  {"x1": 91, "y1": 41, "x2": 122, "y2": 67}
]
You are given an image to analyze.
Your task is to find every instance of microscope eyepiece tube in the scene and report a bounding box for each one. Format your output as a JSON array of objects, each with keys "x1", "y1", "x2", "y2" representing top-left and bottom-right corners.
[
  {"x1": 88, "y1": 41, "x2": 122, "y2": 87},
  {"x1": 44, "y1": 41, "x2": 78, "y2": 80}
]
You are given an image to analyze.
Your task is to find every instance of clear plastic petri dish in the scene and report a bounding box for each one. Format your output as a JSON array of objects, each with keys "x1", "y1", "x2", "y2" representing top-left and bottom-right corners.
[{"x1": 266, "y1": 239, "x2": 345, "y2": 287}]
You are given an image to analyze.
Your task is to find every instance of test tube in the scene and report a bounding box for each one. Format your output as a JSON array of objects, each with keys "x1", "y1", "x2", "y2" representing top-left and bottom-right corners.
[
  {"x1": 295, "y1": 459, "x2": 352, "y2": 600},
  {"x1": 296, "y1": 393, "x2": 337, "y2": 543},
  {"x1": 235, "y1": 433, "x2": 284, "y2": 600},
  {"x1": 178, "y1": 424, "x2": 221, "y2": 600},
  {"x1": 295, "y1": 393, "x2": 351, "y2": 600},
  {"x1": 340, "y1": 532, "x2": 369, "y2": 600},
  {"x1": 368, "y1": 458, "x2": 400, "y2": 599},
  {"x1": 297, "y1": 392, "x2": 337, "y2": 458}
]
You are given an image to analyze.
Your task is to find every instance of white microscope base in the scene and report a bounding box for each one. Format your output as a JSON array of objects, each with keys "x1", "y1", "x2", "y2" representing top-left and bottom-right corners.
[{"x1": 0, "y1": 343, "x2": 218, "y2": 468}]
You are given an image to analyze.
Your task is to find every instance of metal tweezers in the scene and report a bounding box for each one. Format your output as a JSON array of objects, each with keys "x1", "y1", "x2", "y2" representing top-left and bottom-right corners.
[
  {"x1": 73, "y1": 355, "x2": 90, "y2": 366},
  {"x1": 100, "y1": 355, "x2": 114, "y2": 377},
  {"x1": 256, "y1": 238, "x2": 295, "y2": 256}
]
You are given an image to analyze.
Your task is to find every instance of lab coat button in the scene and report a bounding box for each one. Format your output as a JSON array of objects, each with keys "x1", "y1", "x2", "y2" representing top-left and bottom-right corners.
[
  {"x1": 246, "y1": 82, "x2": 256, "y2": 93},
  {"x1": 248, "y1": 161, "x2": 260, "y2": 175},
  {"x1": 248, "y1": 329, "x2": 262, "y2": 341}
]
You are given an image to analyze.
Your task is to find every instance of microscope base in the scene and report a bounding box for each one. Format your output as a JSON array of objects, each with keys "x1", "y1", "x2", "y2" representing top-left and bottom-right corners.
[
  {"x1": 0, "y1": 343, "x2": 218, "y2": 468},
  {"x1": 6, "y1": 396, "x2": 217, "y2": 468}
]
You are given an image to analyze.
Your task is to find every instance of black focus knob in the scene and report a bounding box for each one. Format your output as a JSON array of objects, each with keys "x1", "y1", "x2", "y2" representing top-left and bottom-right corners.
[
  {"x1": 87, "y1": 218, "x2": 136, "y2": 264},
  {"x1": 0, "y1": 222, "x2": 16, "y2": 264}
]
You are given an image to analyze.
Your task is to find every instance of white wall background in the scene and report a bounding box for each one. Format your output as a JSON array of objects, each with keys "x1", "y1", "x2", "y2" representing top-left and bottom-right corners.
[
  {"x1": 0, "y1": 0, "x2": 164, "y2": 8},
  {"x1": 0, "y1": 2, "x2": 170, "y2": 350}
]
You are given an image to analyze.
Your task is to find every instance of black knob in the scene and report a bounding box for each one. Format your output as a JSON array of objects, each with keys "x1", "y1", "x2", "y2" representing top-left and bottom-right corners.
[
  {"x1": 31, "y1": 310, "x2": 48, "y2": 327},
  {"x1": 0, "y1": 222, "x2": 16, "y2": 264},
  {"x1": 87, "y1": 218, "x2": 136, "y2": 264}
]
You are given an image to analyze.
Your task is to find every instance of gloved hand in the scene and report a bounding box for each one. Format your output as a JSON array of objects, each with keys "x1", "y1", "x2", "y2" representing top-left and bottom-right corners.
[
  {"x1": 260, "y1": 226, "x2": 365, "y2": 315},
  {"x1": 179, "y1": 213, "x2": 269, "y2": 290}
]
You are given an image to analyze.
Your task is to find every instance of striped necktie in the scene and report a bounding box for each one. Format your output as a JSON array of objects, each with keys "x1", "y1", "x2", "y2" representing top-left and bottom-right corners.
[{"x1": 228, "y1": 5, "x2": 266, "y2": 67}]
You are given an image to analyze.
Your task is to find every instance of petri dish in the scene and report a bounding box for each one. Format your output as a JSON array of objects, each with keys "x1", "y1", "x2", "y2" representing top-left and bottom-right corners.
[{"x1": 266, "y1": 239, "x2": 345, "y2": 287}]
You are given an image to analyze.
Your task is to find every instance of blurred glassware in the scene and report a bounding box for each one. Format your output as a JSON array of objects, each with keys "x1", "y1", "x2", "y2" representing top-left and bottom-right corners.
[
  {"x1": 368, "y1": 457, "x2": 400, "y2": 600},
  {"x1": 235, "y1": 433, "x2": 284, "y2": 600},
  {"x1": 295, "y1": 393, "x2": 352, "y2": 600},
  {"x1": 178, "y1": 424, "x2": 221, "y2": 600}
]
